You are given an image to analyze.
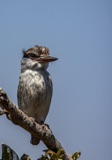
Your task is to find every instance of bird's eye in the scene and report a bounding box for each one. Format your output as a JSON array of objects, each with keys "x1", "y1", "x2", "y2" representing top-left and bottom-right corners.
[
  {"x1": 28, "y1": 53, "x2": 37, "y2": 58},
  {"x1": 23, "y1": 53, "x2": 39, "y2": 58}
]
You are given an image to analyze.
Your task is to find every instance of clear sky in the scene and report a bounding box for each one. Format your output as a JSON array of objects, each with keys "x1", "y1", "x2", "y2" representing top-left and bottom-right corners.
[{"x1": 0, "y1": 1, "x2": 112, "y2": 160}]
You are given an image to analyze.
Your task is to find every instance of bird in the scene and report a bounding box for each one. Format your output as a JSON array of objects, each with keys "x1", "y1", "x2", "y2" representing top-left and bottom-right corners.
[{"x1": 17, "y1": 45, "x2": 58, "y2": 145}]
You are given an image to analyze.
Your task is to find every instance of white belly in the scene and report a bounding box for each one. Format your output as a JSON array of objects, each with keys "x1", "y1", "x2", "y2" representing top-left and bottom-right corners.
[{"x1": 17, "y1": 69, "x2": 52, "y2": 123}]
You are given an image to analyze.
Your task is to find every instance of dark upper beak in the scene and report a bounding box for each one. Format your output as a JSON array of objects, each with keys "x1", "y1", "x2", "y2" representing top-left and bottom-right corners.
[{"x1": 36, "y1": 55, "x2": 58, "y2": 63}]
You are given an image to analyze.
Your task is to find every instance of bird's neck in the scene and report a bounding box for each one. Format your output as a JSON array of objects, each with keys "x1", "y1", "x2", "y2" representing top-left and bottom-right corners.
[{"x1": 21, "y1": 58, "x2": 49, "y2": 73}]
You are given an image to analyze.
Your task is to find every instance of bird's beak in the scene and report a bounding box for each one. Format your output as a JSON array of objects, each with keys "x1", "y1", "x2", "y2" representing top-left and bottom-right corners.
[{"x1": 36, "y1": 55, "x2": 58, "y2": 63}]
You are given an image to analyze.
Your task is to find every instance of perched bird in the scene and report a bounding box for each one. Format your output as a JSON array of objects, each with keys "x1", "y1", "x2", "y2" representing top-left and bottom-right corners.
[{"x1": 17, "y1": 45, "x2": 58, "y2": 145}]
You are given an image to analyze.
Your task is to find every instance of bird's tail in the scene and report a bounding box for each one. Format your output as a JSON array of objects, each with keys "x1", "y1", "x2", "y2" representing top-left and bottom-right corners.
[{"x1": 30, "y1": 134, "x2": 40, "y2": 145}]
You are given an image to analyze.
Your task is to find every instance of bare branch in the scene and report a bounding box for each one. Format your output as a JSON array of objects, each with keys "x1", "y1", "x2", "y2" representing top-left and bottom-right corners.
[{"x1": 0, "y1": 88, "x2": 72, "y2": 160}]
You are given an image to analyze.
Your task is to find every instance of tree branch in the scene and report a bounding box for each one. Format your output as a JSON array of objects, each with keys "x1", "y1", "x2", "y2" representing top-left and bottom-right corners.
[{"x1": 0, "y1": 88, "x2": 73, "y2": 160}]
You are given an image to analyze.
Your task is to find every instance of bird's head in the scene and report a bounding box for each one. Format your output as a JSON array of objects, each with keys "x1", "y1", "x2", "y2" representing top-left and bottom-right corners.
[{"x1": 21, "y1": 45, "x2": 58, "y2": 72}]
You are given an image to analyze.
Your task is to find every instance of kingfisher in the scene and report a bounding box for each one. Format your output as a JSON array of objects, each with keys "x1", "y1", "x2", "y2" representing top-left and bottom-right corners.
[{"x1": 17, "y1": 45, "x2": 58, "y2": 145}]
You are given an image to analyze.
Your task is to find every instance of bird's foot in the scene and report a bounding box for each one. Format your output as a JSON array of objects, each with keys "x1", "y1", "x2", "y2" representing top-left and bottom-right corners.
[
  {"x1": 44, "y1": 123, "x2": 50, "y2": 130},
  {"x1": 29, "y1": 117, "x2": 35, "y2": 123},
  {"x1": 0, "y1": 109, "x2": 8, "y2": 115}
]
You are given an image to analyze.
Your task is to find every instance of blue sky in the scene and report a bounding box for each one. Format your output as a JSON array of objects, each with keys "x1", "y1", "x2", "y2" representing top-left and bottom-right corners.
[{"x1": 0, "y1": 1, "x2": 112, "y2": 160}]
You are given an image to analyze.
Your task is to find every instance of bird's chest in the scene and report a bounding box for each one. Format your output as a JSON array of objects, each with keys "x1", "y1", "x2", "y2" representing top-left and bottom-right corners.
[{"x1": 18, "y1": 70, "x2": 52, "y2": 106}]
